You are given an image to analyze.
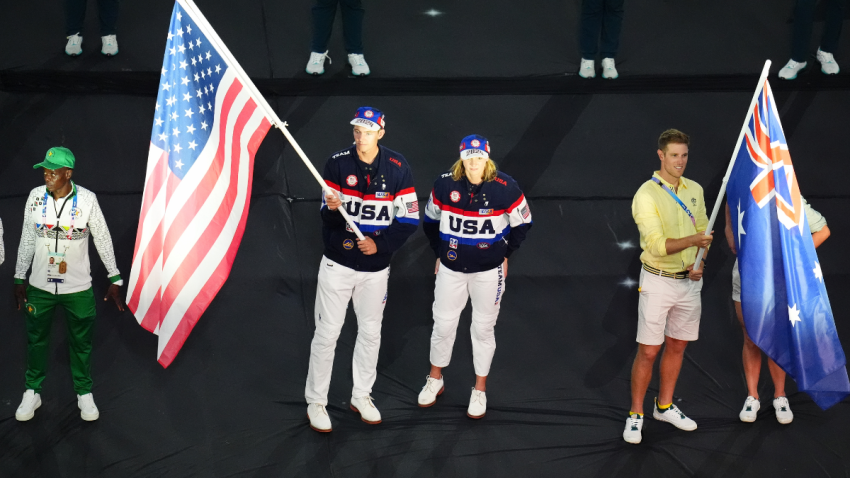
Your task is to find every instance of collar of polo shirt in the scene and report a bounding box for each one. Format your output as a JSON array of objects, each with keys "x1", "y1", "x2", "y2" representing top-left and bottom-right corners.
[{"x1": 653, "y1": 171, "x2": 689, "y2": 189}]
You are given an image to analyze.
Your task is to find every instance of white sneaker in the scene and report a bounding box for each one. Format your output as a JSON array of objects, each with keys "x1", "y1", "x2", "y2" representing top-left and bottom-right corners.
[
  {"x1": 307, "y1": 403, "x2": 332, "y2": 432},
  {"x1": 348, "y1": 53, "x2": 371, "y2": 76},
  {"x1": 417, "y1": 375, "x2": 445, "y2": 407},
  {"x1": 77, "y1": 393, "x2": 99, "y2": 421},
  {"x1": 101, "y1": 35, "x2": 118, "y2": 56},
  {"x1": 305, "y1": 51, "x2": 330, "y2": 75},
  {"x1": 601, "y1": 58, "x2": 618, "y2": 79},
  {"x1": 778, "y1": 59, "x2": 807, "y2": 80},
  {"x1": 15, "y1": 390, "x2": 41, "y2": 421},
  {"x1": 739, "y1": 396, "x2": 760, "y2": 423},
  {"x1": 623, "y1": 413, "x2": 643, "y2": 444},
  {"x1": 65, "y1": 34, "x2": 83, "y2": 56},
  {"x1": 653, "y1": 402, "x2": 697, "y2": 431},
  {"x1": 467, "y1": 389, "x2": 487, "y2": 419},
  {"x1": 579, "y1": 59, "x2": 595, "y2": 78},
  {"x1": 773, "y1": 396, "x2": 794, "y2": 424},
  {"x1": 350, "y1": 395, "x2": 382, "y2": 424},
  {"x1": 817, "y1": 48, "x2": 840, "y2": 75}
]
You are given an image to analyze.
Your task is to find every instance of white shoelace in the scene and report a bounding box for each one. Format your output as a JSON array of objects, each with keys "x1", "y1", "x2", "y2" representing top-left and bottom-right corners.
[
  {"x1": 350, "y1": 54, "x2": 365, "y2": 65},
  {"x1": 423, "y1": 375, "x2": 440, "y2": 392},
  {"x1": 470, "y1": 389, "x2": 485, "y2": 404},
  {"x1": 312, "y1": 52, "x2": 331, "y2": 65},
  {"x1": 628, "y1": 415, "x2": 641, "y2": 430}
]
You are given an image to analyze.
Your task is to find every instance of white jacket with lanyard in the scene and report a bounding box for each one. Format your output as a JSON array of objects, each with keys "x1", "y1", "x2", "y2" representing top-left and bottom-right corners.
[{"x1": 14, "y1": 182, "x2": 121, "y2": 294}]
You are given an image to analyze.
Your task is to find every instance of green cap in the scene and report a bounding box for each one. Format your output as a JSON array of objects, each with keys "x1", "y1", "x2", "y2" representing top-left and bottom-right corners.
[{"x1": 33, "y1": 147, "x2": 75, "y2": 170}]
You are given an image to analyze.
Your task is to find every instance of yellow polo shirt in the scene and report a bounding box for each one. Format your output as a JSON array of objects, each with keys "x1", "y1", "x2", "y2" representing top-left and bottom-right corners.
[{"x1": 632, "y1": 172, "x2": 709, "y2": 272}]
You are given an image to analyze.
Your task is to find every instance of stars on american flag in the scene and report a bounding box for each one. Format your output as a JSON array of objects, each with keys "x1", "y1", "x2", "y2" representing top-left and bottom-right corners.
[{"x1": 151, "y1": 10, "x2": 226, "y2": 178}]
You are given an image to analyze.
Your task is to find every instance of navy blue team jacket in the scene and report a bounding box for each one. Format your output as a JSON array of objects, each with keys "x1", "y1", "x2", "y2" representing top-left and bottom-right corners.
[
  {"x1": 320, "y1": 145, "x2": 419, "y2": 272},
  {"x1": 423, "y1": 171, "x2": 532, "y2": 273}
]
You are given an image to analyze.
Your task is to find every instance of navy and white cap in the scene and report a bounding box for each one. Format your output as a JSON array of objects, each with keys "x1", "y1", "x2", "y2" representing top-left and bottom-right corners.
[
  {"x1": 350, "y1": 106, "x2": 386, "y2": 131},
  {"x1": 459, "y1": 134, "x2": 490, "y2": 160}
]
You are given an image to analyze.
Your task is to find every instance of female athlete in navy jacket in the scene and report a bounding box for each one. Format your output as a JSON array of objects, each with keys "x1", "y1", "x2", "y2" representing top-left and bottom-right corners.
[{"x1": 417, "y1": 134, "x2": 532, "y2": 419}]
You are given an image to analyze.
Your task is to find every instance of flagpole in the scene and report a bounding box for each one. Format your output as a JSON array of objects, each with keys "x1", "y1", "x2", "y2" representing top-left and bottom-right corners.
[
  {"x1": 177, "y1": 0, "x2": 366, "y2": 241},
  {"x1": 693, "y1": 60, "x2": 771, "y2": 271}
]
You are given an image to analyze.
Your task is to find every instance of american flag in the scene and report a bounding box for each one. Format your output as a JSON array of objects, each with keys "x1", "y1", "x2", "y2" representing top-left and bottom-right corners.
[
  {"x1": 727, "y1": 77, "x2": 849, "y2": 409},
  {"x1": 127, "y1": 0, "x2": 272, "y2": 367}
]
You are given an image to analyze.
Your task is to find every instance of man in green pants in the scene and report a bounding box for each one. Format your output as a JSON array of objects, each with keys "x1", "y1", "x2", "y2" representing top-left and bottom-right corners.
[{"x1": 13, "y1": 147, "x2": 124, "y2": 422}]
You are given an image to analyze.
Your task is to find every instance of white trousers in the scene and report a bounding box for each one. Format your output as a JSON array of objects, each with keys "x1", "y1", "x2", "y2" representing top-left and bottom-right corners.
[
  {"x1": 430, "y1": 263, "x2": 505, "y2": 377},
  {"x1": 305, "y1": 256, "x2": 389, "y2": 405}
]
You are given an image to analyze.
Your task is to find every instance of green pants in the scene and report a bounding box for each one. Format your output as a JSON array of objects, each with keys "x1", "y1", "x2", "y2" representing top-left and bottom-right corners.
[{"x1": 23, "y1": 286, "x2": 97, "y2": 395}]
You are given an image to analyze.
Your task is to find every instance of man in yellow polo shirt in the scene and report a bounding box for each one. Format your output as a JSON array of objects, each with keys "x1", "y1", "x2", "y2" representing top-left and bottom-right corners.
[{"x1": 623, "y1": 129, "x2": 713, "y2": 444}]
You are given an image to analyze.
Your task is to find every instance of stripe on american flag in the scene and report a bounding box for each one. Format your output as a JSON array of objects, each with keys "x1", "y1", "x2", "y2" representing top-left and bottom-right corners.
[{"x1": 127, "y1": 67, "x2": 271, "y2": 367}]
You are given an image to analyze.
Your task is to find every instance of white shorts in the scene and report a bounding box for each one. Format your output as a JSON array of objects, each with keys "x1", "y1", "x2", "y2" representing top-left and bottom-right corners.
[
  {"x1": 636, "y1": 267, "x2": 703, "y2": 345},
  {"x1": 732, "y1": 258, "x2": 741, "y2": 302}
]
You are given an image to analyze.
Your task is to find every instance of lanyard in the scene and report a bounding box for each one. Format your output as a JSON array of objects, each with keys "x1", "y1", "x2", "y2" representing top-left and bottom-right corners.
[
  {"x1": 43, "y1": 184, "x2": 77, "y2": 240},
  {"x1": 651, "y1": 177, "x2": 696, "y2": 227}
]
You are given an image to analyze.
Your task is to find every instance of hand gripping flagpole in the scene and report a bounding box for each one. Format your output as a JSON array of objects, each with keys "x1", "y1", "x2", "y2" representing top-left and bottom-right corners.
[
  {"x1": 177, "y1": 0, "x2": 366, "y2": 241},
  {"x1": 693, "y1": 60, "x2": 771, "y2": 271}
]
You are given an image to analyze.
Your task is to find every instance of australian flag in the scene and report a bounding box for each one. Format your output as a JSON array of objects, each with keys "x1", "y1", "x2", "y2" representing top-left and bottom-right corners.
[{"x1": 727, "y1": 78, "x2": 849, "y2": 409}]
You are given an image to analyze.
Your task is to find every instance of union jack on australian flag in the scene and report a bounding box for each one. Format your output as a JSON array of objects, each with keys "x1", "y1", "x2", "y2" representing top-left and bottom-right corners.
[
  {"x1": 727, "y1": 78, "x2": 849, "y2": 409},
  {"x1": 126, "y1": 0, "x2": 272, "y2": 367}
]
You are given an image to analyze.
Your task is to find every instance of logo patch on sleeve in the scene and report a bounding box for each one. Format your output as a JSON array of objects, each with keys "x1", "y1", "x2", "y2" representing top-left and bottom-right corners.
[
  {"x1": 449, "y1": 238, "x2": 458, "y2": 249},
  {"x1": 447, "y1": 250, "x2": 457, "y2": 261},
  {"x1": 343, "y1": 239, "x2": 355, "y2": 250},
  {"x1": 406, "y1": 201, "x2": 419, "y2": 213},
  {"x1": 521, "y1": 205, "x2": 530, "y2": 219}
]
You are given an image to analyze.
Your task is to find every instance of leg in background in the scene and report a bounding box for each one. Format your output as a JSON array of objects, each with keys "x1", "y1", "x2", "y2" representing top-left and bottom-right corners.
[
  {"x1": 339, "y1": 0, "x2": 365, "y2": 54},
  {"x1": 311, "y1": 0, "x2": 339, "y2": 53}
]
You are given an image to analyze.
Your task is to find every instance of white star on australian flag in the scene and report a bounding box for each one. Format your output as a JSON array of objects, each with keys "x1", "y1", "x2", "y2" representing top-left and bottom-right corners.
[
  {"x1": 152, "y1": 6, "x2": 226, "y2": 180},
  {"x1": 788, "y1": 303, "x2": 802, "y2": 327}
]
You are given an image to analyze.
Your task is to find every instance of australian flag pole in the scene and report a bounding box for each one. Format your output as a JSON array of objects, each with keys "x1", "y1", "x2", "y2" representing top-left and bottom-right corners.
[{"x1": 700, "y1": 60, "x2": 850, "y2": 409}]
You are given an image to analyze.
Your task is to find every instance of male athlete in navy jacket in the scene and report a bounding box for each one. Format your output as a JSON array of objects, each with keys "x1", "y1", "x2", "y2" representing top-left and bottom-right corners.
[{"x1": 305, "y1": 107, "x2": 418, "y2": 432}]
